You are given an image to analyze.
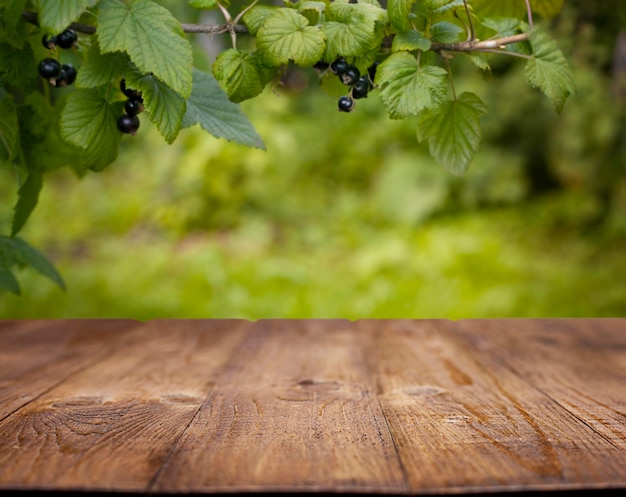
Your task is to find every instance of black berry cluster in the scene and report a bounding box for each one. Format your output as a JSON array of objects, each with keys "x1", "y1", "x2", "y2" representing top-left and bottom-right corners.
[
  {"x1": 38, "y1": 28, "x2": 78, "y2": 87},
  {"x1": 117, "y1": 78, "x2": 143, "y2": 135},
  {"x1": 328, "y1": 57, "x2": 379, "y2": 113}
]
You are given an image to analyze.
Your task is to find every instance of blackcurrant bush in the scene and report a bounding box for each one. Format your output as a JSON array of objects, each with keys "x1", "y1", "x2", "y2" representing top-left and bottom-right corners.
[
  {"x1": 338, "y1": 95, "x2": 355, "y2": 113},
  {"x1": 54, "y1": 63, "x2": 77, "y2": 87},
  {"x1": 120, "y1": 78, "x2": 143, "y2": 101},
  {"x1": 352, "y1": 76, "x2": 370, "y2": 99},
  {"x1": 124, "y1": 98, "x2": 143, "y2": 116},
  {"x1": 330, "y1": 57, "x2": 349, "y2": 76},
  {"x1": 56, "y1": 28, "x2": 78, "y2": 49},
  {"x1": 38, "y1": 58, "x2": 61, "y2": 79},
  {"x1": 340, "y1": 65, "x2": 360, "y2": 86},
  {"x1": 117, "y1": 114, "x2": 140, "y2": 135},
  {"x1": 42, "y1": 34, "x2": 56, "y2": 49}
]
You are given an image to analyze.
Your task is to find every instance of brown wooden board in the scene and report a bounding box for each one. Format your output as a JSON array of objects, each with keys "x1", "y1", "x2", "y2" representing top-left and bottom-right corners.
[
  {"x1": 358, "y1": 319, "x2": 626, "y2": 493},
  {"x1": 151, "y1": 319, "x2": 407, "y2": 493},
  {"x1": 0, "y1": 319, "x2": 139, "y2": 420},
  {"x1": 0, "y1": 319, "x2": 250, "y2": 491}
]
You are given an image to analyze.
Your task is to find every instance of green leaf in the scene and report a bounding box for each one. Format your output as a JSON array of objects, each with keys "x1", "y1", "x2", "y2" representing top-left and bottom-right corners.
[
  {"x1": 0, "y1": 89, "x2": 21, "y2": 163},
  {"x1": 430, "y1": 21, "x2": 463, "y2": 43},
  {"x1": 392, "y1": 30, "x2": 431, "y2": 52},
  {"x1": 376, "y1": 52, "x2": 448, "y2": 119},
  {"x1": 0, "y1": 235, "x2": 65, "y2": 291},
  {"x1": 97, "y1": 0, "x2": 193, "y2": 98},
  {"x1": 533, "y1": 0, "x2": 565, "y2": 18},
  {"x1": 481, "y1": 17, "x2": 520, "y2": 37},
  {"x1": 11, "y1": 171, "x2": 43, "y2": 236},
  {"x1": 0, "y1": 42, "x2": 38, "y2": 92},
  {"x1": 34, "y1": 0, "x2": 98, "y2": 34},
  {"x1": 0, "y1": 0, "x2": 27, "y2": 47},
  {"x1": 298, "y1": 1, "x2": 327, "y2": 26},
  {"x1": 416, "y1": 92, "x2": 488, "y2": 176},
  {"x1": 256, "y1": 8, "x2": 326, "y2": 67},
  {"x1": 525, "y1": 28, "x2": 576, "y2": 113},
  {"x1": 188, "y1": 0, "x2": 219, "y2": 9},
  {"x1": 212, "y1": 49, "x2": 273, "y2": 103},
  {"x1": 60, "y1": 88, "x2": 123, "y2": 171},
  {"x1": 387, "y1": 0, "x2": 416, "y2": 32},
  {"x1": 124, "y1": 68, "x2": 186, "y2": 144},
  {"x1": 76, "y1": 42, "x2": 131, "y2": 89},
  {"x1": 0, "y1": 267, "x2": 20, "y2": 295},
  {"x1": 182, "y1": 69, "x2": 265, "y2": 150},
  {"x1": 470, "y1": 0, "x2": 525, "y2": 19},
  {"x1": 243, "y1": 5, "x2": 279, "y2": 36}
]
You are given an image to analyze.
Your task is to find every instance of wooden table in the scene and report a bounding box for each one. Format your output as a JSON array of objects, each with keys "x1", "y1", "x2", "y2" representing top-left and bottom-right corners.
[{"x1": 0, "y1": 319, "x2": 625, "y2": 495}]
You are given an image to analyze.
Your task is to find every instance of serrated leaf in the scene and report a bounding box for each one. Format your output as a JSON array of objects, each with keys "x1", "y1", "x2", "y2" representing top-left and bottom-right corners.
[
  {"x1": 212, "y1": 49, "x2": 272, "y2": 103},
  {"x1": 76, "y1": 42, "x2": 130, "y2": 88},
  {"x1": 182, "y1": 69, "x2": 265, "y2": 150},
  {"x1": 60, "y1": 88, "x2": 122, "y2": 171},
  {"x1": 188, "y1": 0, "x2": 219, "y2": 9},
  {"x1": 481, "y1": 17, "x2": 520, "y2": 37},
  {"x1": 321, "y1": 1, "x2": 382, "y2": 60},
  {"x1": 392, "y1": 30, "x2": 431, "y2": 52},
  {"x1": 243, "y1": 5, "x2": 279, "y2": 36},
  {"x1": 416, "y1": 92, "x2": 488, "y2": 176},
  {"x1": 376, "y1": 52, "x2": 448, "y2": 119},
  {"x1": 387, "y1": 0, "x2": 416, "y2": 32},
  {"x1": 468, "y1": 53, "x2": 490, "y2": 71},
  {"x1": 34, "y1": 0, "x2": 98, "y2": 34},
  {"x1": 124, "y1": 69, "x2": 186, "y2": 144},
  {"x1": 298, "y1": 1, "x2": 327, "y2": 26},
  {"x1": 256, "y1": 8, "x2": 326, "y2": 66},
  {"x1": 11, "y1": 171, "x2": 43, "y2": 236},
  {"x1": 0, "y1": 267, "x2": 20, "y2": 294},
  {"x1": 0, "y1": 235, "x2": 65, "y2": 291},
  {"x1": 525, "y1": 28, "x2": 576, "y2": 113},
  {"x1": 429, "y1": 0, "x2": 464, "y2": 15},
  {"x1": 97, "y1": 0, "x2": 193, "y2": 98},
  {"x1": 431, "y1": 21, "x2": 463, "y2": 43}
]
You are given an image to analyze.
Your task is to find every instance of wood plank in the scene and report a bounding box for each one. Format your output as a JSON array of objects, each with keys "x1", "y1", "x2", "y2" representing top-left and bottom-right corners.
[
  {"x1": 151, "y1": 319, "x2": 407, "y2": 493},
  {"x1": 452, "y1": 318, "x2": 626, "y2": 450},
  {"x1": 0, "y1": 319, "x2": 139, "y2": 420},
  {"x1": 0, "y1": 319, "x2": 250, "y2": 492},
  {"x1": 358, "y1": 319, "x2": 626, "y2": 494}
]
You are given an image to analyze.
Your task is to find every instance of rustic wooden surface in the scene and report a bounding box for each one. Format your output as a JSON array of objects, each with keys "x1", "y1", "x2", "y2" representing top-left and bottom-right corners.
[{"x1": 0, "y1": 318, "x2": 624, "y2": 495}]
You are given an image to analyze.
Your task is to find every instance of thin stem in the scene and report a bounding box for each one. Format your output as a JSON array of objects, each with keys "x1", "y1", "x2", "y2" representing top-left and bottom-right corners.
[
  {"x1": 524, "y1": 0, "x2": 534, "y2": 28},
  {"x1": 443, "y1": 55, "x2": 456, "y2": 100},
  {"x1": 462, "y1": 0, "x2": 475, "y2": 42}
]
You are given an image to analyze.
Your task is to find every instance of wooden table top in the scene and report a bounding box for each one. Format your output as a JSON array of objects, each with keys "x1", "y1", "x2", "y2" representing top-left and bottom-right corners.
[{"x1": 0, "y1": 318, "x2": 624, "y2": 495}]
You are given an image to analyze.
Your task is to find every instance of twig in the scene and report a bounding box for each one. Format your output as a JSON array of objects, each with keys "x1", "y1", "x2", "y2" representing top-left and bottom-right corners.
[
  {"x1": 431, "y1": 33, "x2": 530, "y2": 53},
  {"x1": 524, "y1": 0, "x2": 534, "y2": 28}
]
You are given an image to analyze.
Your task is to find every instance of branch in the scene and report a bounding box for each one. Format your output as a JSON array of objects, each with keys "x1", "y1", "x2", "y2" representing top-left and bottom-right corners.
[
  {"x1": 21, "y1": 11, "x2": 247, "y2": 36},
  {"x1": 431, "y1": 33, "x2": 530, "y2": 53}
]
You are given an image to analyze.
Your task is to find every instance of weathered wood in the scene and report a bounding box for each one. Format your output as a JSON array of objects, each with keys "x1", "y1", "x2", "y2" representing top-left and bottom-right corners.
[
  {"x1": 0, "y1": 319, "x2": 139, "y2": 420},
  {"x1": 0, "y1": 319, "x2": 250, "y2": 491},
  {"x1": 0, "y1": 318, "x2": 624, "y2": 495},
  {"x1": 358, "y1": 319, "x2": 626, "y2": 493},
  {"x1": 152, "y1": 319, "x2": 407, "y2": 493}
]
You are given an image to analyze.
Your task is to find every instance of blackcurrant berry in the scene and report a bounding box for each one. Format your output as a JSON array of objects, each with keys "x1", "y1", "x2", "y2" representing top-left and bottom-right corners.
[
  {"x1": 117, "y1": 114, "x2": 140, "y2": 135},
  {"x1": 313, "y1": 60, "x2": 330, "y2": 71},
  {"x1": 124, "y1": 98, "x2": 143, "y2": 116},
  {"x1": 338, "y1": 95, "x2": 355, "y2": 113},
  {"x1": 56, "y1": 28, "x2": 78, "y2": 49},
  {"x1": 330, "y1": 57, "x2": 349, "y2": 76},
  {"x1": 352, "y1": 76, "x2": 370, "y2": 99},
  {"x1": 54, "y1": 63, "x2": 77, "y2": 87},
  {"x1": 340, "y1": 65, "x2": 360, "y2": 86},
  {"x1": 42, "y1": 34, "x2": 56, "y2": 49},
  {"x1": 120, "y1": 78, "x2": 143, "y2": 101},
  {"x1": 38, "y1": 58, "x2": 61, "y2": 79}
]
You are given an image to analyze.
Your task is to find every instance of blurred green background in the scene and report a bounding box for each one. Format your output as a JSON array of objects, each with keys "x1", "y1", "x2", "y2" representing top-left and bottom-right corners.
[{"x1": 1, "y1": 1, "x2": 624, "y2": 319}]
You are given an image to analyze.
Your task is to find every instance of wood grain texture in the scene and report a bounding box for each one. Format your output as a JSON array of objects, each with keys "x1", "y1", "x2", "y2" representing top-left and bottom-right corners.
[
  {"x1": 152, "y1": 319, "x2": 407, "y2": 493},
  {"x1": 0, "y1": 318, "x2": 624, "y2": 495},
  {"x1": 0, "y1": 320, "x2": 249, "y2": 491}
]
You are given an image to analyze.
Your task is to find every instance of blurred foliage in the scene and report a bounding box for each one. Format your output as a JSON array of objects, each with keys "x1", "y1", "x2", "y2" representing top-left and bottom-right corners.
[{"x1": 0, "y1": 0, "x2": 624, "y2": 318}]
